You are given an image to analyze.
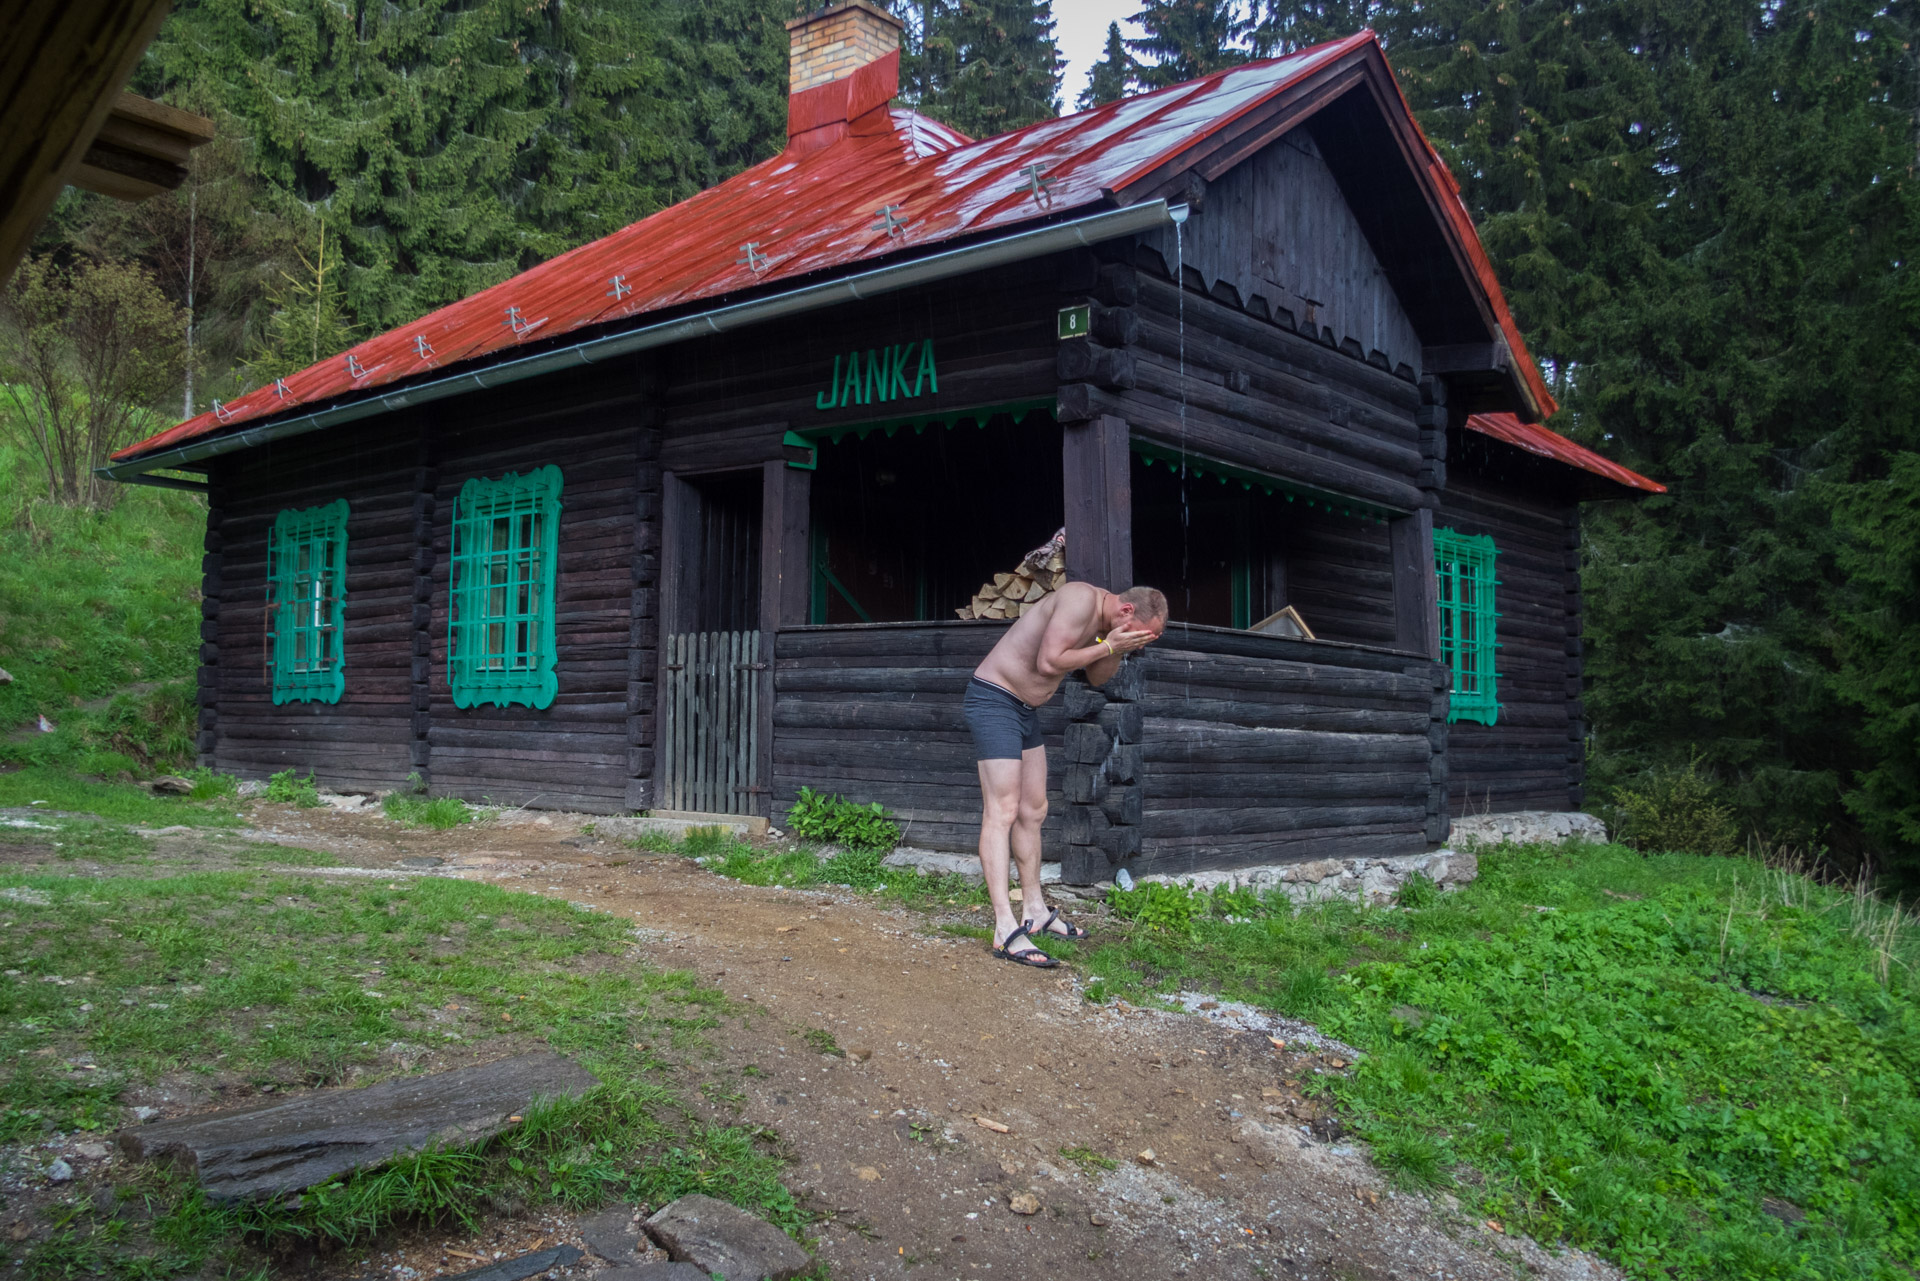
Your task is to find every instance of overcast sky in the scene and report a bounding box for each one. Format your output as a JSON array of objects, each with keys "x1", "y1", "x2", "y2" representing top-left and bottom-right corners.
[{"x1": 1054, "y1": 1, "x2": 1145, "y2": 109}]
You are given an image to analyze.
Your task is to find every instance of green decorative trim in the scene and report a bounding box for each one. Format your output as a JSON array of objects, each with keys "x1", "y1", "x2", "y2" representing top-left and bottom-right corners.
[
  {"x1": 1129, "y1": 438, "x2": 1400, "y2": 523},
  {"x1": 1434, "y1": 527, "x2": 1499, "y2": 726},
  {"x1": 448, "y1": 465, "x2": 562, "y2": 710},
  {"x1": 782, "y1": 430, "x2": 818, "y2": 471},
  {"x1": 792, "y1": 397, "x2": 1056, "y2": 446},
  {"x1": 267, "y1": 499, "x2": 349, "y2": 705}
]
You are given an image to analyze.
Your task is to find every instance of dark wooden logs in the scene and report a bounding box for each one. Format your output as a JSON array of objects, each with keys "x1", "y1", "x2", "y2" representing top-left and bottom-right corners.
[
  {"x1": 408, "y1": 440, "x2": 435, "y2": 781},
  {"x1": 196, "y1": 478, "x2": 223, "y2": 765},
  {"x1": 770, "y1": 623, "x2": 1065, "y2": 858},
  {"x1": 1434, "y1": 470, "x2": 1586, "y2": 816},
  {"x1": 1132, "y1": 628, "x2": 1433, "y2": 873},
  {"x1": 1059, "y1": 654, "x2": 1145, "y2": 885},
  {"x1": 1061, "y1": 413, "x2": 1132, "y2": 590}
]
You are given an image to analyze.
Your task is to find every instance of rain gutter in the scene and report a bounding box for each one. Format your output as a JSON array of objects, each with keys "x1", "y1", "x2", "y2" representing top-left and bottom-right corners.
[{"x1": 102, "y1": 200, "x2": 1185, "y2": 487}]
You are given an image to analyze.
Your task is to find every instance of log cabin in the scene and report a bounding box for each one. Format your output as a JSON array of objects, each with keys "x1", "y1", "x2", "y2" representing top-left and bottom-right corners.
[{"x1": 104, "y1": 3, "x2": 1663, "y2": 882}]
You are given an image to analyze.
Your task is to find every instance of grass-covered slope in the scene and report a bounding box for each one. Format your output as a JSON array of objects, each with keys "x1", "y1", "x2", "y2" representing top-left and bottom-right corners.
[
  {"x1": 0, "y1": 446, "x2": 204, "y2": 777},
  {"x1": 1082, "y1": 844, "x2": 1920, "y2": 1281}
]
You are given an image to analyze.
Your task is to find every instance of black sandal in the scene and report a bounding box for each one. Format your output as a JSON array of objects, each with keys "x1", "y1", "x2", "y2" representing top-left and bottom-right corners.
[
  {"x1": 1028, "y1": 908, "x2": 1090, "y2": 941},
  {"x1": 991, "y1": 923, "x2": 1059, "y2": 969}
]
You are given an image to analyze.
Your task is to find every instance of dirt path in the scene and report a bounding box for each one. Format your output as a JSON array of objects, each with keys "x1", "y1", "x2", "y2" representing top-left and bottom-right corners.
[{"x1": 135, "y1": 803, "x2": 1608, "y2": 1281}]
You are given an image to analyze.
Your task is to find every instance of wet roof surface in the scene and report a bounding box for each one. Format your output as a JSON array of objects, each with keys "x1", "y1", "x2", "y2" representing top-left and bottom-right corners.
[{"x1": 117, "y1": 31, "x2": 1659, "y2": 496}]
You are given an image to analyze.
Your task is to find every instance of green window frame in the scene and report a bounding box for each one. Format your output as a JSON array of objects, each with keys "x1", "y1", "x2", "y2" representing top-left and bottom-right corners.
[
  {"x1": 267, "y1": 499, "x2": 348, "y2": 705},
  {"x1": 448, "y1": 465, "x2": 562, "y2": 709},
  {"x1": 1434, "y1": 527, "x2": 1499, "y2": 726}
]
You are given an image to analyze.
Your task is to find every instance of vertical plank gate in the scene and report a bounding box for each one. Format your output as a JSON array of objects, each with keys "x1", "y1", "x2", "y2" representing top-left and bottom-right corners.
[{"x1": 657, "y1": 630, "x2": 762, "y2": 814}]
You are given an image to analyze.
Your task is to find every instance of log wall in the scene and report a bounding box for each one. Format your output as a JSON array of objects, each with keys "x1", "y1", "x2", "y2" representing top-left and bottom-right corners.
[
  {"x1": 770, "y1": 622, "x2": 1065, "y2": 856},
  {"x1": 206, "y1": 422, "x2": 422, "y2": 790},
  {"x1": 1132, "y1": 624, "x2": 1436, "y2": 873},
  {"x1": 1434, "y1": 467, "x2": 1583, "y2": 815},
  {"x1": 424, "y1": 377, "x2": 655, "y2": 813},
  {"x1": 1139, "y1": 127, "x2": 1423, "y2": 377}
]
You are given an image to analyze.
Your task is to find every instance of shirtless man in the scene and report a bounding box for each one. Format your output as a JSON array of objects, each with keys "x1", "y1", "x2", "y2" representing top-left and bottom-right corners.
[{"x1": 964, "y1": 582, "x2": 1168, "y2": 966}]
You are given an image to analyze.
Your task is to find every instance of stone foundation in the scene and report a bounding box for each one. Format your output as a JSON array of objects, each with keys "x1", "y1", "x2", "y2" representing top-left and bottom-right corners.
[
  {"x1": 1139, "y1": 849, "x2": 1479, "y2": 906},
  {"x1": 1448, "y1": 809, "x2": 1607, "y2": 848}
]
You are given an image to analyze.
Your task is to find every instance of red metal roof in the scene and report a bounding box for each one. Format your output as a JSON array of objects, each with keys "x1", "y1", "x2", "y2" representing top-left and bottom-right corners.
[
  {"x1": 116, "y1": 30, "x2": 1659, "y2": 498},
  {"x1": 1464, "y1": 413, "x2": 1664, "y2": 494}
]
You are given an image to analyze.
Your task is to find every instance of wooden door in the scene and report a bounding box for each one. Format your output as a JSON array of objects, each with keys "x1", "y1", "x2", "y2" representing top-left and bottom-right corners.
[
  {"x1": 657, "y1": 630, "x2": 762, "y2": 813},
  {"x1": 657, "y1": 470, "x2": 764, "y2": 815}
]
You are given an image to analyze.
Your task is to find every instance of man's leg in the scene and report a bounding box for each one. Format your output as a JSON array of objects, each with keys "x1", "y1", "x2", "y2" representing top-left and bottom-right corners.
[
  {"x1": 977, "y1": 757, "x2": 1028, "y2": 950},
  {"x1": 1010, "y1": 744, "x2": 1049, "y2": 925}
]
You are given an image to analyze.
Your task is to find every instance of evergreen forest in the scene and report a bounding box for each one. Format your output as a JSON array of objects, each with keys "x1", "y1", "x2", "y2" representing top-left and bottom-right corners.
[{"x1": 13, "y1": 0, "x2": 1920, "y2": 889}]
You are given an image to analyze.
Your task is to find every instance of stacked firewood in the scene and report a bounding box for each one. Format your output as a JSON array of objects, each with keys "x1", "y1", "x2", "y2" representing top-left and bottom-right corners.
[{"x1": 955, "y1": 529, "x2": 1067, "y2": 620}]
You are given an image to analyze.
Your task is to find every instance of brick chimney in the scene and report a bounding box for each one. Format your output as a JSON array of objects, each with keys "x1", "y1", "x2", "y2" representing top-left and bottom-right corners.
[{"x1": 785, "y1": 2, "x2": 903, "y2": 152}]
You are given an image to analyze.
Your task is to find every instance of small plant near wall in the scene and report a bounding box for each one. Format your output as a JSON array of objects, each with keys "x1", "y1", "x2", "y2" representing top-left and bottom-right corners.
[
  {"x1": 786, "y1": 786, "x2": 900, "y2": 855},
  {"x1": 265, "y1": 768, "x2": 321, "y2": 807}
]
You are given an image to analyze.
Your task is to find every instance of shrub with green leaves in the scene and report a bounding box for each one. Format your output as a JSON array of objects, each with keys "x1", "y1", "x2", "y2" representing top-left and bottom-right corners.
[
  {"x1": 264, "y1": 768, "x2": 320, "y2": 807},
  {"x1": 1107, "y1": 880, "x2": 1201, "y2": 933},
  {"x1": 785, "y1": 786, "x2": 900, "y2": 855},
  {"x1": 1610, "y1": 759, "x2": 1740, "y2": 855}
]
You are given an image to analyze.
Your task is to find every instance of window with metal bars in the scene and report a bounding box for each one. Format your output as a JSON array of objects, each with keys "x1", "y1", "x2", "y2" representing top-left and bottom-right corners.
[
  {"x1": 1434, "y1": 527, "x2": 1499, "y2": 725},
  {"x1": 448, "y1": 466, "x2": 561, "y2": 709},
  {"x1": 267, "y1": 499, "x2": 348, "y2": 705}
]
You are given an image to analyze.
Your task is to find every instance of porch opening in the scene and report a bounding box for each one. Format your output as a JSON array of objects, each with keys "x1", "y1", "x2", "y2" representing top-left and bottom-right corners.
[
  {"x1": 1129, "y1": 445, "x2": 1399, "y2": 645},
  {"x1": 807, "y1": 407, "x2": 1063, "y2": 624}
]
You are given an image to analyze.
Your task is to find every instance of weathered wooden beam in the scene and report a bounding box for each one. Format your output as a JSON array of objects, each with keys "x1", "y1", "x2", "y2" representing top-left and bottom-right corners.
[
  {"x1": 0, "y1": 0, "x2": 173, "y2": 279},
  {"x1": 71, "y1": 92, "x2": 215, "y2": 202},
  {"x1": 1061, "y1": 413, "x2": 1132, "y2": 590},
  {"x1": 118, "y1": 1051, "x2": 598, "y2": 1202},
  {"x1": 1389, "y1": 508, "x2": 1438, "y2": 660}
]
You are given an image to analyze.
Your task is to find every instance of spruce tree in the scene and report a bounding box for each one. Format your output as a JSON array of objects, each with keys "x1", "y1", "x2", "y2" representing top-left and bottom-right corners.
[
  {"x1": 1077, "y1": 21, "x2": 1135, "y2": 108},
  {"x1": 134, "y1": 0, "x2": 791, "y2": 334},
  {"x1": 1127, "y1": 0, "x2": 1255, "y2": 88},
  {"x1": 911, "y1": 0, "x2": 1062, "y2": 138}
]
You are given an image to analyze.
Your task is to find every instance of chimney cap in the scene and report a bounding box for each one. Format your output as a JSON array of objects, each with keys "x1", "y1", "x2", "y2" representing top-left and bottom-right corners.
[{"x1": 785, "y1": 1, "x2": 904, "y2": 34}]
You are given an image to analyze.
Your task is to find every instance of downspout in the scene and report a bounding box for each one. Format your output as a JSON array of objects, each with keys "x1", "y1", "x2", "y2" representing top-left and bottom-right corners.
[{"x1": 101, "y1": 200, "x2": 1184, "y2": 488}]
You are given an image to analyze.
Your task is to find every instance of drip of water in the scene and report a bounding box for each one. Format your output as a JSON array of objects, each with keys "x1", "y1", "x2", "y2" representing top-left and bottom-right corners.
[
  {"x1": 1172, "y1": 209, "x2": 1194, "y2": 863},
  {"x1": 1174, "y1": 216, "x2": 1190, "y2": 619}
]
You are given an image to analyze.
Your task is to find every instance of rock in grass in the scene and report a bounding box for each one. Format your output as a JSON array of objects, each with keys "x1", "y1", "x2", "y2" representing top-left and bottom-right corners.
[
  {"x1": 117, "y1": 1051, "x2": 598, "y2": 1202},
  {"x1": 147, "y1": 776, "x2": 194, "y2": 796},
  {"x1": 46, "y1": 1158, "x2": 73, "y2": 1183},
  {"x1": 597, "y1": 1265, "x2": 711, "y2": 1281},
  {"x1": 442, "y1": 1245, "x2": 583, "y2": 1281},
  {"x1": 643, "y1": 1194, "x2": 810, "y2": 1281},
  {"x1": 580, "y1": 1205, "x2": 646, "y2": 1264}
]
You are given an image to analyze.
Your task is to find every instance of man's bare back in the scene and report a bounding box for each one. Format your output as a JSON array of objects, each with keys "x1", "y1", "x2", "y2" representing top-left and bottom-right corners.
[{"x1": 973, "y1": 582, "x2": 1161, "y2": 706}]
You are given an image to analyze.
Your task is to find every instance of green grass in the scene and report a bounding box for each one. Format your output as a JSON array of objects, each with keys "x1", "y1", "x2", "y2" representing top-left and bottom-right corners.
[
  {"x1": 0, "y1": 869, "x2": 801, "y2": 1277},
  {"x1": 1076, "y1": 842, "x2": 1920, "y2": 1281},
  {"x1": 0, "y1": 766, "x2": 244, "y2": 828},
  {"x1": 641, "y1": 828, "x2": 989, "y2": 908},
  {"x1": 0, "y1": 446, "x2": 205, "y2": 779},
  {"x1": 382, "y1": 791, "x2": 479, "y2": 830}
]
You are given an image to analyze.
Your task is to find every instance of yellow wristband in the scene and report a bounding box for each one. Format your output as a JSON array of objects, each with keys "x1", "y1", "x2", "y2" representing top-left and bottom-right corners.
[{"x1": 1101, "y1": 638, "x2": 1115, "y2": 657}]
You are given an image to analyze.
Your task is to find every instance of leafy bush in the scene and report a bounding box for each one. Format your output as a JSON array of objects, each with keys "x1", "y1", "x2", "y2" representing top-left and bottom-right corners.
[
  {"x1": 265, "y1": 768, "x2": 320, "y2": 807},
  {"x1": 1107, "y1": 880, "x2": 1201, "y2": 933},
  {"x1": 1611, "y1": 759, "x2": 1740, "y2": 855},
  {"x1": 785, "y1": 786, "x2": 900, "y2": 855}
]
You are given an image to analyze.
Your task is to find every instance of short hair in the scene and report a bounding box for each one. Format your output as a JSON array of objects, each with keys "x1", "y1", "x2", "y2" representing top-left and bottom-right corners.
[{"x1": 1117, "y1": 586, "x2": 1168, "y2": 622}]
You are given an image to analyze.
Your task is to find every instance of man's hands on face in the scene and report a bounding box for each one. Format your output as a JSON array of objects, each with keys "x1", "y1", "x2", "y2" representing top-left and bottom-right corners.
[{"x1": 1107, "y1": 624, "x2": 1158, "y2": 654}]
